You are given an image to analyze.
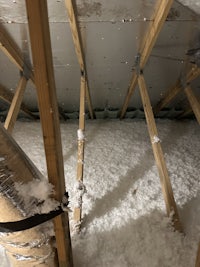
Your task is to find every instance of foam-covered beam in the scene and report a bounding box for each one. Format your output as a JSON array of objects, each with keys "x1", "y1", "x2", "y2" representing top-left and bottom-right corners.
[{"x1": 25, "y1": 1, "x2": 73, "y2": 266}]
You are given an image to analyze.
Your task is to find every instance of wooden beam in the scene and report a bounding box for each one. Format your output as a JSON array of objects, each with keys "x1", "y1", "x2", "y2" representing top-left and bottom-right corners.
[
  {"x1": 184, "y1": 86, "x2": 200, "y2": 124},
  {"x1": 0, "y1": 84, "x2": 37, "y2": 119},
  {"x1": 4, "y1": 76, "x2": 27, "y2": 133},
  {"x1": 120, "y1": 0, "x2": 173, "y2": 119},
  {"x1": 153, "y1": 80, "x2": 182, "y2": 115},
  {"x1": 196, "y1": 242, "x2": 200, "y2": 267},
  {"x1": 138, "y1": 74, "x2": 182, "y2": 232},
  {"x1": 0, "y1": 25, "x2": 34, "y2": 83},
  {"x1": 73, "y1": 75, "x2": 86, "y2": 230},
  {"x1": 25, "y1": 1, "x2": 73, "y2": 266},
  {"x1": 64, "y1": 0, "x2": 95, "y2": 119},
  {"x1": 154, "y1": 65, "x2": 200, "y2": 115},
  {"x1": 177, "y1": 106, "x2": 193, "y2": 119}
]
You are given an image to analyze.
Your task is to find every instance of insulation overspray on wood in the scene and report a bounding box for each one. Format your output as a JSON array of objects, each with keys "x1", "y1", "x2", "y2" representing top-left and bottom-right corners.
[{"x1": 0, "y1": 123, "x2": 57, "y2": 267}]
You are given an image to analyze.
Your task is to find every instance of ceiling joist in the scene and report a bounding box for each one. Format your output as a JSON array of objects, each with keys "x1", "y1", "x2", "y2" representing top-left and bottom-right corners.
[
  {"x1": 4, "y1": 76, "x2": 27, "y2": 134},
  {"x1": 153, "y1": 65, "x2": 200, "y2": 115},
  {"x1": 184, "y1": 86, "x2": 200, "y2": 124},
  {"x1": 120, "y1": 0, "x2": 173, "y2": 119},
  {"x1": 138, "y1": 73, "x2": 182, "y2": 232},
  {"x1": 25, "y1": 0, "x2": 73, "y2": 266},
  {"x1": 65, "y1": 0, "x2": 95, "y2": 119}
]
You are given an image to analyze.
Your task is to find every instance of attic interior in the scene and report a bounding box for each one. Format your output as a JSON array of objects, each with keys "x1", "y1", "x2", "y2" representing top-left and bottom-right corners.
[{"x1": 0, "y1": 0, "x2": 200, "y2": 266}]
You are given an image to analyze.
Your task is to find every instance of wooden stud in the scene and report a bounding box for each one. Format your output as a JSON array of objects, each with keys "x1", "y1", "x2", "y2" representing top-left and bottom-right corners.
[
  {"x1": 0, "y1": 84, "x2": 36, "y2": 119},
  {"x1": 153, "y1": 80, "x2": 182, "y2": 115},
  {"x1": 195, "y1": 242, "x2": 200, "y2": 267},
  {"x1": 0, "y1": 26, "x2": 34, "y2": 83},
  {"x1": 184, "y1": 86, "x2": 200, "y2": 124},
  {"x1": 73, "y1": 76, "x2": 86, "y2": 228},
  {"x1": 138, "y1": 74, "x2": 182, "y2": 232},
  {"x1": 120, "y1": 0, "x2": 173, "y2": 119},
  {"x1": 64, "y1": 0, "x2": 95, "y2": 119},
  {"x1": 25, "y1": 1, "x2": 73, "y2": 266},
  {"x1": 178, "y1": 106, "x2": 193, "y2": 119},
  {"x1": 4, "y1": 76, "x2": 27, "y2": 133},
  {"x1": 153, "y1": 65, "x2": 200, "y2": 115}
]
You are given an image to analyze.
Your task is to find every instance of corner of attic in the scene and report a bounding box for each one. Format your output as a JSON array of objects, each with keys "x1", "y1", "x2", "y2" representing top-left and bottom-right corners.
[{"x1": 0, "y1": 0, "x2": 199, "y2": 266}]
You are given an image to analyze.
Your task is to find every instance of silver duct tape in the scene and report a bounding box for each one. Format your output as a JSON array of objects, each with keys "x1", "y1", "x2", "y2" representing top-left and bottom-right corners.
[
  {"x1": 0, "y1": 234, "x2": 50, "y2": 248},
  {"x1": 12, "y1": 250, "x2": 54, "y2": 263}
]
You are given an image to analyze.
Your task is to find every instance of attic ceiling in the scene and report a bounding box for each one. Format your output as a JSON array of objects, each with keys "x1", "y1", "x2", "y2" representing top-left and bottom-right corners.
[{"x1": 0, "y1": 0, "x2": 200, "y2": 119}]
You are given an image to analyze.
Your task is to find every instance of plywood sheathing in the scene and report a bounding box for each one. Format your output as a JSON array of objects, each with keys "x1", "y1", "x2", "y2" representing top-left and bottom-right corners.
[
  {"x1": 120, "y1": 0, "x2": 174, "y2": 119},
  {"x1": 65, "y1": 0, "x2": 95, "y2": 119},
  {"x1": 25, "y1": 1, "x2": 73, "y2": 266}
]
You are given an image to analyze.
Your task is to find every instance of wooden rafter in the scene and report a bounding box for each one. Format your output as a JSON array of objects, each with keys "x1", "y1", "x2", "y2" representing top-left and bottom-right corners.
[
  {"x1": 64, "y1": 0, "x2": 95, "y2": 119},
  {"x1": 120, "y1": 0, "x2": 173, "y2": 119},
  {"x1": 138, "y1": 74, "x2": 182, "y2": 232},
  {"x1": 184, "y1": 86, "x2": 200, "y2": 124},
  {"x1": 0, "y1": 84, "x2": 36, "y2": 119},
  {"x1": 4, "y1": 76, "x2": 28, "y2": 133},
  {"x1": 73, "y1": 75, "x2": 86, "y2": 230},
  {"x1": 25, "y1": 1, "x2": 73, "y2": 266},
  {"x1": 153, "y1": 80, "x2": 182, "y2": 115},
  {"x1": 154, "y1": 65, "x2": 200, "y2": 115},
  {"x1": 0, "y1": 26, "x2": 34, "y2": 83}
]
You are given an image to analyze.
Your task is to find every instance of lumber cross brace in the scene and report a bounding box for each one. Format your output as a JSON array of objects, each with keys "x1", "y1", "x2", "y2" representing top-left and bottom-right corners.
[{"x1": 0, "y1": 192, "x2": 70, "y2": 233}]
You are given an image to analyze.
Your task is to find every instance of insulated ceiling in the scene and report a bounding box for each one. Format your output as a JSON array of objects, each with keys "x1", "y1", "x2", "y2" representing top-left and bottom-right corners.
[{"x1": 0, "y1": 0, "x2": 200, "y2": 117}]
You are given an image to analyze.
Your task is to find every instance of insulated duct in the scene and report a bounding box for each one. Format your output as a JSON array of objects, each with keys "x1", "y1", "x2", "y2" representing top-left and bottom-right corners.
[{"x1": 0, "y1": 122, "x2": 58, "y2": 267}]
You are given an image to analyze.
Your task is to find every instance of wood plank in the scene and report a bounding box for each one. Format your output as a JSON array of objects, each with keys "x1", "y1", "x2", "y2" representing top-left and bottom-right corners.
[
  {"x1": 184, "y1": 86, "x2": 200, "y2": 124},
  {"x1": 25, "y1": 1, "x2": 73, "y2": 266},
  {"x1": 64, "y1": 0, "x2": 95, "y2": 119},
  {"x1": 4, "y1": 76, "x2": 27, "y2": 133},
  {"x1": 153, "y1": 65, "x2": 200, "y2": 115},
  {"x1": 73, "y1": 76, "x2": 86, "y2": 229},
  {"x1": 0, "y1": 25, "x2": 34, "y2": 83},
  {"x1": 0, "y1": 84, "x2": 37, "y2": 119},
  {"x1": 138, "y1": 74, "x2": 182, "y2": 232},
  {"x1": 120, "y1": 0, "x2": 173, "y2": 119},
  {"x1": 153, "y1": 80, "x2": 182, "y2": 115},
  {"x1": 195, "y1": 242, "x2": 200, "y2": 267}
]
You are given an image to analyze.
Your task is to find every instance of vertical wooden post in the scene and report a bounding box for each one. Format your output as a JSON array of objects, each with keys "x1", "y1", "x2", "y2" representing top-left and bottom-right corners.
[
  {"x1": 184, "y1": 86, "x2": 200, "y2": 124},
  {"x1": 25, "y1": 1, "x2": 73, "y2": 266},
  {"x1": 73, "y1": 75, "x2": 86, "y2": 230},
  {"x1": 195, "y1": 242, "x2": 200, "y2": 267},
  {"x1": 4, "y1": 76, "x2": 27, "y2": 134},
  {"x1": 138, "y1": 74, "x2": 182, "y2": 232},
  {"x1": 64, "y1": 0, "x2": 95, "y2": 119}
]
